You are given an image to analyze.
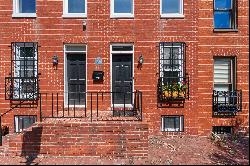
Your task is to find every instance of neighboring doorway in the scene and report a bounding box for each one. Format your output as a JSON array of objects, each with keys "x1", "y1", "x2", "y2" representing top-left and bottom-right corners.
[{"x1": 64, "y1": 45, "x2": 86, "y2": 106}]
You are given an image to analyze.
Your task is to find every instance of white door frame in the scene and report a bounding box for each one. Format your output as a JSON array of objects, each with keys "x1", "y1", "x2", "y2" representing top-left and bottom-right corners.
[
  {"x1": 110, "y1": 43, "x2": 134, "y2": 108},
  {"x1": 64, "y1": 44, "x2": 87, "y2": 107}
]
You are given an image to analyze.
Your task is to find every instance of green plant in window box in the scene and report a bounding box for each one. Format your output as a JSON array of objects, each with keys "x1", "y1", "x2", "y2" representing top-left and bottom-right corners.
[{"x1": 162, "y1": 80, "x2": 187, "y2": 98}]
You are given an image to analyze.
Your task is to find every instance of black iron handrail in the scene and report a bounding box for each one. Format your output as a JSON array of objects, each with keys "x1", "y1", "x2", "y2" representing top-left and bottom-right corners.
[
  {"x1": 212, "y1": 90, "x2": 242, "y2": 114},
  {"x1": 39, "y1": 91, "x2": 143, "y2": 121},
  {"x1": 158, "y1": 76, "x2": 189, "y2": 101}
]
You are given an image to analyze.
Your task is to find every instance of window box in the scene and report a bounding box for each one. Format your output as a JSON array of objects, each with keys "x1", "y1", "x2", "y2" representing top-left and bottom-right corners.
[{"x1": 110, "y1": 0, "x2": 134, "y2": 18}]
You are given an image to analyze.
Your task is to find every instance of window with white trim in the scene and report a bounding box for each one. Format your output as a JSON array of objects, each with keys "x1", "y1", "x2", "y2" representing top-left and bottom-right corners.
[
  {"x1": 161, "y1": 115, "x2": 184, "y2": 132},
  {"x1": 111, "y1": 0, "x2": 134, "y2": 18},
  {"x1": 14, "y1": 116, "x2": 37, "y2": 133},
  {"x1": 161, "y1": 0, "x2": 184, "y2": 18},
  {"x1": 12, "y1": 0, "x2": 36, "y2": 18},
  {"x1": 63, "y1": 0, "x2": 87, "y2": 18}
]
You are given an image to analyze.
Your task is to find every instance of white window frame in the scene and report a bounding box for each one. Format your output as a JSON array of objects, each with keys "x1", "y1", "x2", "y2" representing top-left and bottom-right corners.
[
  {"x1": 12, "y1": 0, "x2": 37, "y2": 18},
  {"x1": 161, "y1": 116, "x2": 184, "y2": 132},
  {"x1": 160, "y1": 0, "x2": 184, "y2": 18},
  {"x1": 62, "y1": 0, "x2": 87, "y2": 18},
  {"x1": 110, "y1": 0, "x2": 134, "y2": 18},
  {"x1": 14, "y1": 116, "x2": 37, "y2": 133}
]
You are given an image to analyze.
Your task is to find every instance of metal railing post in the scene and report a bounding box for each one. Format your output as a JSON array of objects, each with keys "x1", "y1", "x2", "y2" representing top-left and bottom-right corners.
[
  {"x1": 39, "y1": 93, "x2": 42, "y2": 122},
  {"x1": 0, "y1": 116, "x2": 2, "y2": 146}
]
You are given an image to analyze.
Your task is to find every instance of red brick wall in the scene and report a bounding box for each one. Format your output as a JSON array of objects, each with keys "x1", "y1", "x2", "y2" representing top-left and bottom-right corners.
[
  {"x1": 0, "y1": 0, "x2": 248, "y2": 136},
  {"x1": 6, "y1": 121, "x2": 148, "y2": 158}
]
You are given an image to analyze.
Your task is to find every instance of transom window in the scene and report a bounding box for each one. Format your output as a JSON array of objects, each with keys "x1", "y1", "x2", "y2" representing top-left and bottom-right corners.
[
  {"x1": 214, "y1": 0, "x2": 237, "y2": 30},
  {"x1": 13, "y1": 0, "x2": 36, "y2": 17},
  {"x1": 161, "y1": 0, "x2": 184, "y2": 18},
  {"x1": 161, "y1": 115, "x2": 184, "y2": 132},
  {"x1": 111, "y1": 0, "x2": 134, "y2": 18},
  {"x1": 63, "y1": 0, "x2": 87, "y2": 18}
]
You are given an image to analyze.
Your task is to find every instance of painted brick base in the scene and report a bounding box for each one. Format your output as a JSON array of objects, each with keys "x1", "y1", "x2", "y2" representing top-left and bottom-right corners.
[{"x1": 4, "y1": 120, "x2": 148, "y2": 158}]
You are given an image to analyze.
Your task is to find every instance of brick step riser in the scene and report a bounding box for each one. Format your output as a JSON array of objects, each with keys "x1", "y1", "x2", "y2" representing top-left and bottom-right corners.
[{"x1": 5, "y1": 122, "x2": 148, "y2": 158}]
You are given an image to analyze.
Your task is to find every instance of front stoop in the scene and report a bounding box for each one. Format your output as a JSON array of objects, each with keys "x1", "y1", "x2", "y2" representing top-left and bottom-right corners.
[{"x1": 2, "y1": 119, "x2": 148, "y2": 159}]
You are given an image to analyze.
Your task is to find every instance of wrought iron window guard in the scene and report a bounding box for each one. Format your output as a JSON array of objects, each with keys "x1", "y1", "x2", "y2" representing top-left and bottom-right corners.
[
  {"x1": 5, "y1": 77, "x2": 39, "y2": 101},
  {"x1": 213, "y1": 90, "x2": 242, "y2": 115}
]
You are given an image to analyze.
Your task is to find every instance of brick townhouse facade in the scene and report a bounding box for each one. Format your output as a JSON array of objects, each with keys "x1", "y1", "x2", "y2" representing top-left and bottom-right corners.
[{"x1": 0, "y1": 0, "x2": 249, "y2": 157}]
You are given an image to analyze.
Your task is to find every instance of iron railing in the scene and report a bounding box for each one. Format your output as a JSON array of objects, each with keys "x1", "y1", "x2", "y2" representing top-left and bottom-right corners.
[
  {"x1": 158, "y1": 76, "x2": 189, "y2": 101},
  {"x1": 39, "y1": 91, "x2": 142, "y2": 121},
  {"x1": 5, "y1": 77, "x2": 39, "y2": 101},
  {"x1": 213, "y1": 90, "x2": 242, "y2": 115}
]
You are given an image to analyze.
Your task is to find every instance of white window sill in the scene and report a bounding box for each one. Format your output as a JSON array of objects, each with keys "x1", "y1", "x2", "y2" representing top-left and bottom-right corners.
[
  {"x1": 12, "y1": 13, "x2": 37, "y2": 18},
  {"x1": 62, "y1": 14, "x2": 87, "y2": 18},
  {"x1": 161, "y1": 14, "x2": 184, "y2": 19},
  {"x1": 111, "y1": 14, "x2": 134, "y2": 19}
]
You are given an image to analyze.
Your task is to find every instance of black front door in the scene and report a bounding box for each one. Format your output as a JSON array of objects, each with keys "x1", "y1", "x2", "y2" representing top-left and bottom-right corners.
[
  {"x1": 67, "y1": 53, "x2": 86, "y2": 105},
  {"x1": 112, "y1": 54, "x2": 133, "y2": 104}
]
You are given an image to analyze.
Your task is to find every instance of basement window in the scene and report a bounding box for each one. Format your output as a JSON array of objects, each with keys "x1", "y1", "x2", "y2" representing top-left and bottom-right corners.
[
  {"x1": 212, "y1": 126, "x2": 233, "y2": 134},
  {"x1": 161, "y1": 0, "x2": 184, "y2": 18},
  {"x1": 14, "y1": 116, "x2": 37, "y2": 133},
  {"x1": 111, "y1": 0, "x2": 134, "y2": 18},
  {"x1": 12, "y1": 0, "x2": 37, "y2": 18},
  {"x1": 63, "y1": 0, "x2": 87, "y2": 18},
  {"x1": 161, "y1": 115, "x2": 184, "y2": 132}
]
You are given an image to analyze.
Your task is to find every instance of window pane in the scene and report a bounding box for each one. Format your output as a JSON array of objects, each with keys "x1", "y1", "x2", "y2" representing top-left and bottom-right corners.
[
  {"x1": 215, "y1": 0, "x2": 231, "y2": 9},
  {"x1": 15, "y1": 116, "x2": 37, "y2": 132},
  {"x1": 112, "y1": 45, "x2": 133, "y2": 51},
  {"x1": 19, "y1": 0, "x2": 36, "y2": 13},
  {"x1": 214, "y1": 59, "x2": 231, "y2": 83},
  {"x1": 162, "y1": 0, "x2": 180, "y2": 14},
  {"x1": 68, "y1": 0, "x2": 85, "y2": 13},
  {"x1": 214, "y1": 11, "x2": 231, "y2": 28},
  {"x1": 114, "y1": 0, "x2": 132, "y2": 13},
  {"x1": 66, "y1": 45, "x2": 86, "y2": 52}
]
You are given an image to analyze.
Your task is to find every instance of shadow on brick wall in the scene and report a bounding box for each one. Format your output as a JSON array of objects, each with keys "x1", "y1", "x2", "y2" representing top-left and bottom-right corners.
[{"x1": 20, "y1": 126, "x2": 43, "y2": 165}]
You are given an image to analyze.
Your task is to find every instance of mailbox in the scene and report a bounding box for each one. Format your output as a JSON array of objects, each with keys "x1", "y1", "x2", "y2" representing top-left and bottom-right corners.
[{"x1": 92, "y1": 71, "x2": 104, "y2": 81}]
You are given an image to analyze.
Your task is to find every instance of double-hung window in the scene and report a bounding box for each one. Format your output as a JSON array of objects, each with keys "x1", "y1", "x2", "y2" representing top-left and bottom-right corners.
[
  {"x1": 160, "y1": 0, "x2": 184, "y2": 18},
  {"x1": 214, "y1": 0, "x2": 237, "y2": 30},
  {"x1": 161, "y1": 116, "x2": 184, "y2": 132},
  {"x1": 63, "y1": 0, "x2": 87, "y2": 18},
  {"x1": 13, "y1": 0, "x2": 36, "y2": 18},
  {"x1": 111, "y1": 0, "x2": 134, "y2": 18}
]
